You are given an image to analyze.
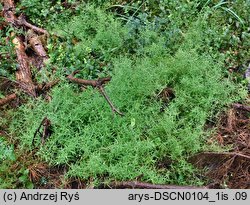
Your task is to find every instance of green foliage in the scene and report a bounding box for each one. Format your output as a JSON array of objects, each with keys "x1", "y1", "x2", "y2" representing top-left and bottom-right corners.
[
  {"x1": 45, "y1": 1, "x2": 249, "y2": 82},
  {"x1": 0, "y1": 137, "x2": 16, "y2": 162},
  {"x1": 203, "y1": 0, "x2": 250, "y2": 68},
  {"x1": 17, "y1": 0, "x2": 83, "y2": 28},
  {"x1": 10, "y1": 19, "x2": 246, "y2": 184},
  {"x1": 107, "y1": 0, "x2": 249, "y2": 66},
  {"x1": 0, "y1": 137, "x2": 33, "y2": 188},
  {"x1": 0, "y1": 28, "x2": 16, "y2": 78},
  {"x1": 48, "y1": 6, "x2": 126, "y2": 79},
  {"x1": 2, "y1": 0, "x2": 249, "y2": 187}
]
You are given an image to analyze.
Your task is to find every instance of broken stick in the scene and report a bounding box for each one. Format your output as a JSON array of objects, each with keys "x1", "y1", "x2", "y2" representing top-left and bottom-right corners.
[
  {"x1": 67, "y1": 71, "x2": 124, "y2": 116},
  {"x1": 17, "y1": 14, "x2": 49, "y2": 35},
  {"x1": 67, "y1": 70, "x2": 111, "y2": 87},
  {"x1": 0, "y1": 93, "x2": 16, "y2": 106}
]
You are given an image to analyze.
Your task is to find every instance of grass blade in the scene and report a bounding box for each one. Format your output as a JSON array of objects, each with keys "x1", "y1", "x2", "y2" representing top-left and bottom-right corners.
[{"x1": 220, "y1": 7, "x2": 244, "y2": 25}]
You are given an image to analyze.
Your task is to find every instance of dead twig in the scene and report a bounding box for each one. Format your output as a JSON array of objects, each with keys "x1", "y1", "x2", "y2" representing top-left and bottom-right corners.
[
  {"x1": 67, "y1": 70, "x2": 124, "y2": 116},
  {"x1": 106, "y1": 181, "x2": 207, "y2": 189},
  {"x1": 67, "y1": 70, "x2": 111, "y2": 87},
  {"x1": 0, "y1": 93, "x2": 16, "y2": 106},
  {"x1": 16, "y1": 14, "x2": 49, "y2": 35},
  {"x1": 98, "y1": 86, "x2": 124, "y2": 116}
]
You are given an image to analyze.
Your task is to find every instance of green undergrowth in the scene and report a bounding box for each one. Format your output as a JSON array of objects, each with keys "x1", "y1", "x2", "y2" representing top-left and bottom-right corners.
[
  {"x1": 0, "y1": 136, "x2": 33, "y2": 188},
  {"x1": 1, "y1": 1, "x2": 249, "y2": 187},
  {"x1": 9, "y1": 21, "x2": 246, "y2": 185}
]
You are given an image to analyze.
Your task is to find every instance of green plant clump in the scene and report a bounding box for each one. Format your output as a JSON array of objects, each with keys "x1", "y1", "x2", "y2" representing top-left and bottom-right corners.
[
  {"x1": 1, "y1": 1, "x2": 248, "y2": 187},
  {"x1": 0, "y1": 137, "x2": 33, "y2": 188},
  {"x1": 10, "y1": 19, "x2": 245, "y2": 185}
]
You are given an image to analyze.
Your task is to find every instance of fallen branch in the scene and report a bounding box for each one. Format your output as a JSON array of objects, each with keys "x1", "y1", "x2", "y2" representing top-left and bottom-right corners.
[
  {"x1": 2, "y1": 0, "x2": 48, "y2": 66},
  {"x1": 1, "y1": 0, "x2": 54, "y2": 98},
  {"x1": 232, "y1": 103, "x2": 250, "y2": 112},
  {"x1": 1, "y1": 0, "x2": 35, "y2": 97},
  {"x1": 107, "y1": 181, "x2": 207, "y2": 189},
  {"x1": 1, "y1": 0, "x2": 48, "y2": 35},
  {"x1": 17, "y1": 14, "x2": 49, "y2": 35},
  {"x1": 67, "y1": 71, "x2": 124, "y2": 116},
  {"x1": 1, "y1": 0, "x2": 16, "y2": 25},
  {"x1": 12, "y1": 34, "x2": 36, "y2": 97},
  {"x1": 67, "y1": 70, "x2": 111, "y2": 87},
  {"x1": 0, "y1": 93, "x2": 16, "y2": 106}
]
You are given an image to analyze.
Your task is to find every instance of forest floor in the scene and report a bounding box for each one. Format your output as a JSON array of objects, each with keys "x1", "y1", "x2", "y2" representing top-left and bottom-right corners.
[{"x1": 0, "y1": 0, "x2": 249, "y2": 189}]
